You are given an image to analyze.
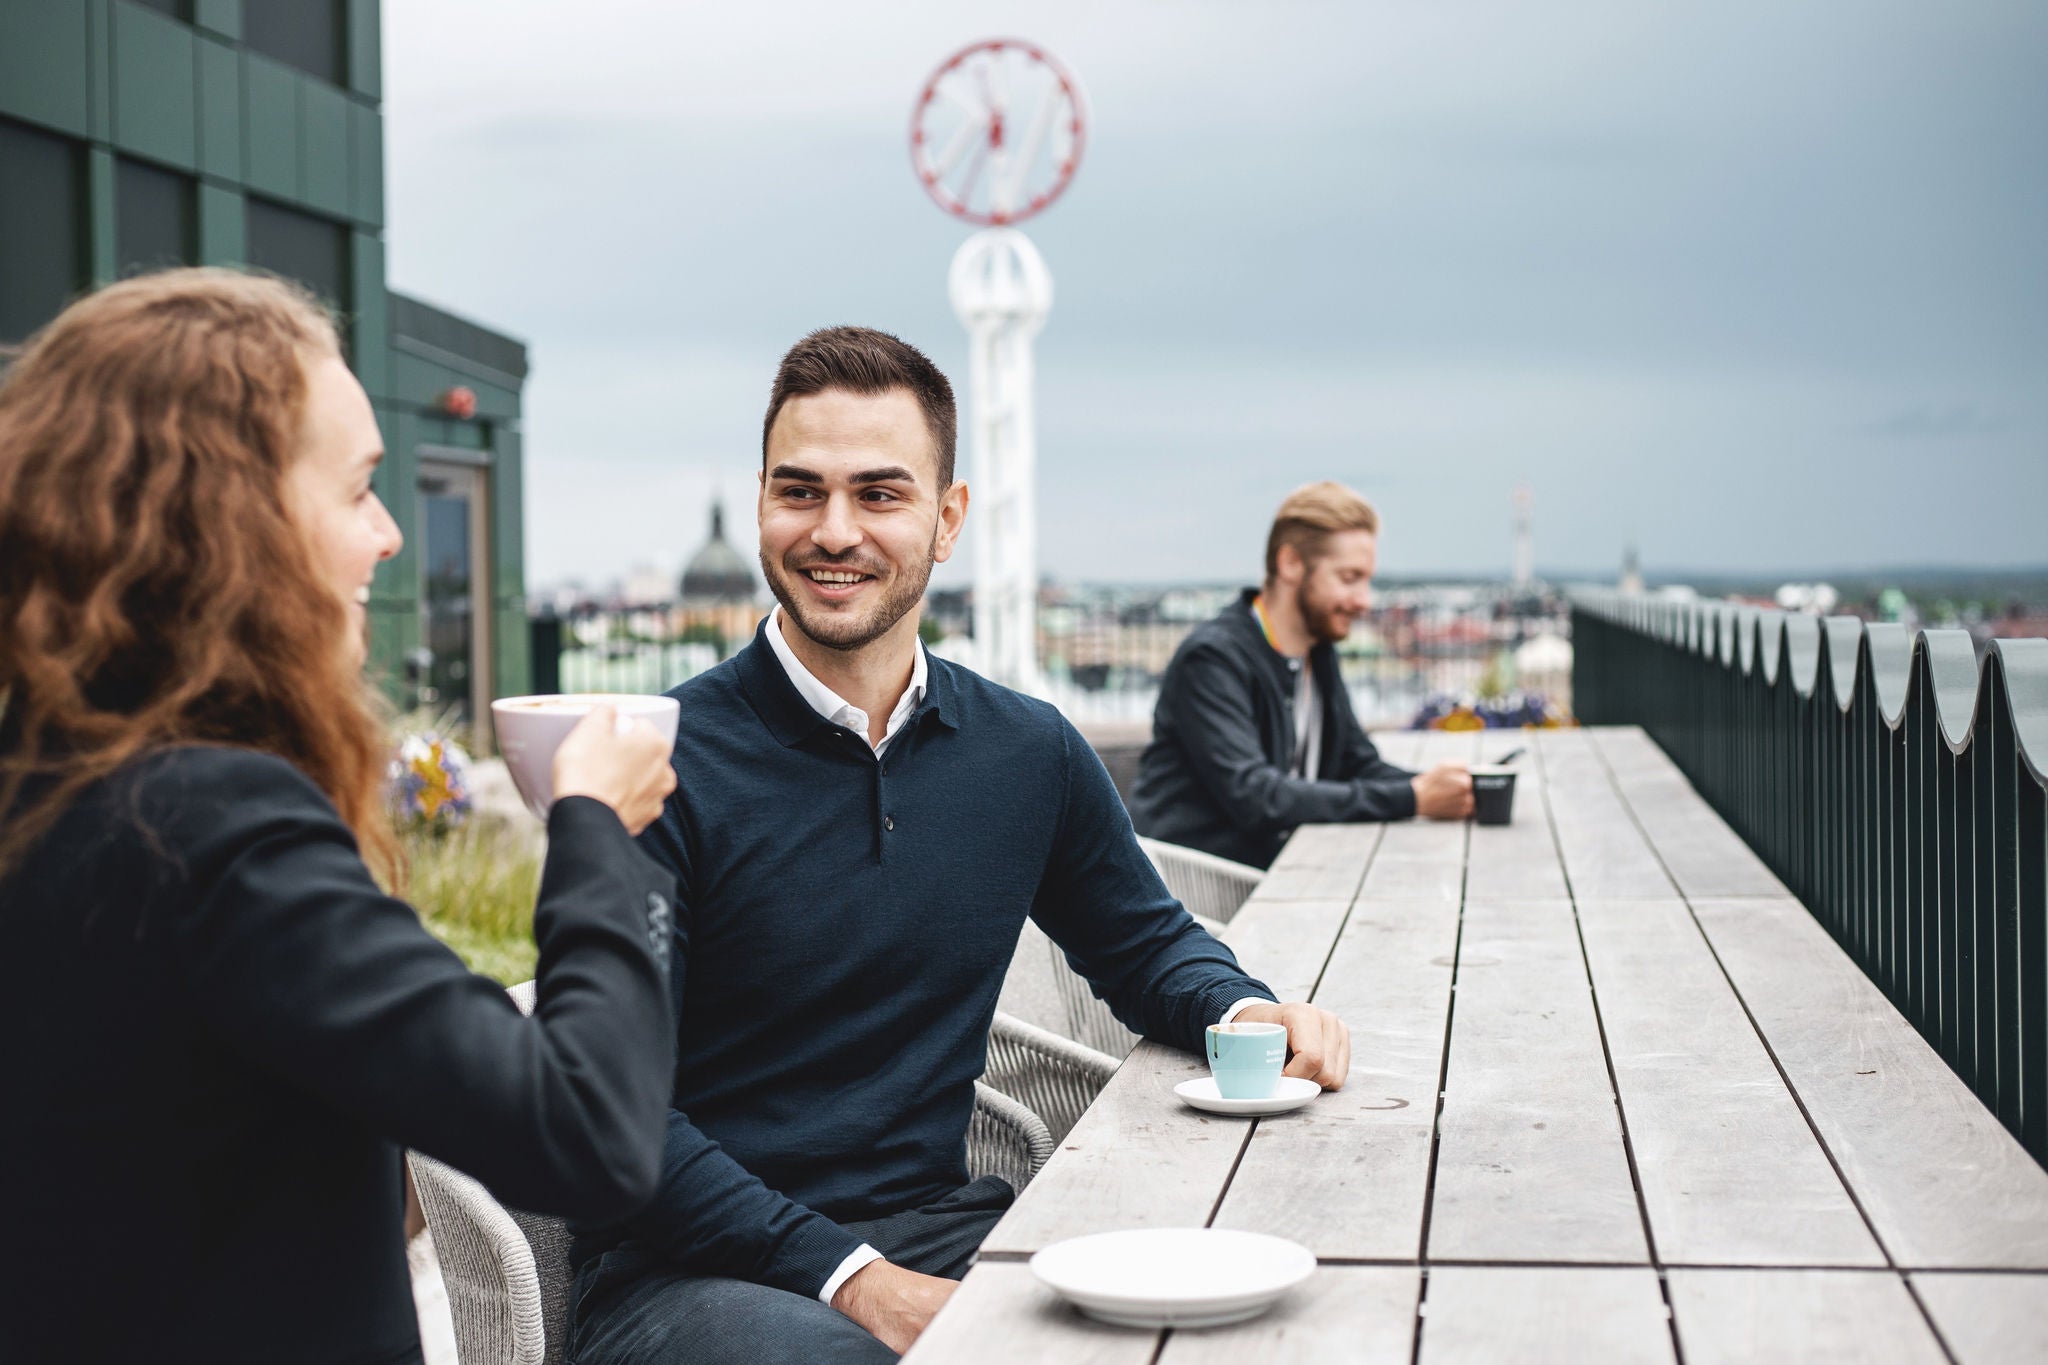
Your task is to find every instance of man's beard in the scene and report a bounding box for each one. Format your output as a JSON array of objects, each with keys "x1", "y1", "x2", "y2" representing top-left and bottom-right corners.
[
  {"x1": 762, "y1": 535, "x2": 937, "y2": 653},
  {"x1": 1293, "y1": 575, "x2": 1353, "y2": 645}
]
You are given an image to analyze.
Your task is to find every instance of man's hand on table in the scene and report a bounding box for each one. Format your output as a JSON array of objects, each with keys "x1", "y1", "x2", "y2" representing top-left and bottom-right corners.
[
  {"x1": 831, "y1": 1257, "x2": 957, "y2": 1353},
  {"x1": 1412, "y1": 763, "x2": 1474, "y2": 820},
  {"x1": 1233, "y1": 1001, "x2": 1351, "y2": 1090}
]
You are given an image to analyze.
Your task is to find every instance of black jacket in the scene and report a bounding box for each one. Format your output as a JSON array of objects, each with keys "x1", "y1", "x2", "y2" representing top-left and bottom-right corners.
[
  {"x1": 0, "y1": 746, "x2": 678, "y2": 1364},
  {"x1": 1132, "y1": 589, "x2": 1417, "y2": 868}
]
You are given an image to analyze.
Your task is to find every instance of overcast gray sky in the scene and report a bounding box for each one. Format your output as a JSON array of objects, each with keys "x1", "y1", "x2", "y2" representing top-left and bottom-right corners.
[{"x1": 383, "y1": 1, "x2": 2047, "y2": 592}]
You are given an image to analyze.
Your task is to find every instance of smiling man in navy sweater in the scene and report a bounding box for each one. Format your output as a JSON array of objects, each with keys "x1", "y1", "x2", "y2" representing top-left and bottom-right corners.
[{"x1": 568, "y1": 327, "x2": 1352, "y2": 1363}]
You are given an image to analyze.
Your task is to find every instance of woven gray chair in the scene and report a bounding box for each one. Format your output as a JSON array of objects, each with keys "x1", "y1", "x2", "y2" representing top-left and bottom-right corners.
[
  {"x1": 983, "y1": 1011, "x2": 1119, "y2": 1144},
  {"x1": 410, "y1": 1149, "x2": 554, "y2": 1365},
  {"x1": 1041, "y1": 907, "x2": 1229, "y2": 1060},
  {"x1": 416, "y1": 985, "x2": 1057, "y2": 1364},
  {"x1": 967, "y1": 1079, "x2": 1057, "y2": 1192},
  {"x1": 412, "y1": 980, "x2": 575, "y2": 1365},
  {"x1": 1137, "y1": 836, "x2": 1263, "y2": 925}
]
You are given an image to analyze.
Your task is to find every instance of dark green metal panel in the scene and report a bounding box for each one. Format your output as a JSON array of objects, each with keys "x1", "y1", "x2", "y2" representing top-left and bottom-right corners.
[
  {"x1": 241, "y1": 52, "x2": 299, "y2": 200},
  {"x1": 491, "y1": 425, "x2": 525, "y2": 597},
  {"x1": 0, "y1": 0, "x2": 94, "y2": 137},
  {"x1": 392, "y1": 350, "x2": 460, "y2": 411},
  {"x1": 349, "y1": 229, "x2": 389, "y2": 396},
  {"x1": 364, "y1": 602, "x2": 419, "y2": 708},
  {"x1": 195, "y1": 34, "x2": 240, "y2": 180},
  {"x1": 193, "y1": 0, "x2": 239, "y2": 41},
  {"x1": 367, "y1": 402, "x2": 419, "y2": 712},
  {"x1": 347, "y1": 0, "x2": 381, "y2": 101},
  {"x1": 86, "y1": 146, "x2": 117, "y2": 284},
  {"x1": 300, "y1": 78, "x2": 350, "y2": 216},
  {"x1": 110, "y1": 2, "x2": 196, "y2": 170},
  {"x1": 470, "y1": 380, "x2": 519, "y2": 423},
  {"x1": 348, "y1": 100, "x2": 382, "y2": 226},
  {"x1": 86, "y1": 0, "x2": 112, "y2": 139},
  {"x1": 494, "y1": 601, "x2": 531, "y2": 700},
  {"x1": 1572, "y1": 591, "x2": 2048, "y2": 1171},
  {"x1": 424, "y1": 416, "x2": 489, "y2": 451},
  {"x1": 196, "y1": 180, "x2": 244, "y2": 261},
  {"x1": 379, "y1": 405, "x2": 422, "y2": 592}
]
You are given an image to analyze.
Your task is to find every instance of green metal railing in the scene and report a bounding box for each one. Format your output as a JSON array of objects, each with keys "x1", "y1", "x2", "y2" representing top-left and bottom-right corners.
[{"x1": 1571, "y1": 590, "x2": 2048, "y2": 1166}]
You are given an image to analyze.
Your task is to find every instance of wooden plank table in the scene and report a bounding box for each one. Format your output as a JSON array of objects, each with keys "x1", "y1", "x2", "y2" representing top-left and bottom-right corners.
[{"x1": 907, "y1": 727, "x2": 2048, "y2": 1363}]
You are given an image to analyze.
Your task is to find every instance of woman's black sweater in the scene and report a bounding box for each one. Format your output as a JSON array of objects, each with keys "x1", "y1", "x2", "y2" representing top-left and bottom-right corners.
[{"x1": 0, "y1": 746, "x2": 678, "y2": 1363}]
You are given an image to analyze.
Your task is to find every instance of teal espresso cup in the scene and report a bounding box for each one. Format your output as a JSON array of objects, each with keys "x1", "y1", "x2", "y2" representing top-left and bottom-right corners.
[{"x1": 1205, "y1": 1021, "x2": 1288, "y2": 1100}]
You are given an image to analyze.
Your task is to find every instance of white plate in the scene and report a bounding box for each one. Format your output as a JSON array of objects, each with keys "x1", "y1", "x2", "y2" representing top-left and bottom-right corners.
[
  {"x1": 1173, "y1": 1075, "x2": 1321, "y2": 1117},
  {"x1": 1031, "y1": 1227, "x2": 1316, "y2": 1328}
]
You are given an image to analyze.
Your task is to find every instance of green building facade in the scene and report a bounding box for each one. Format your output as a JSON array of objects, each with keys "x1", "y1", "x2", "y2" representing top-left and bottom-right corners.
[{"x1": 0, "y1": 0, "x2": 529, "y2": 734}]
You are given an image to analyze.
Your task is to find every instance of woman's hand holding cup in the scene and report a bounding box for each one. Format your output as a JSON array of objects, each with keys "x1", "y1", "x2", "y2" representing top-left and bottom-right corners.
[{"x1": 550, "y1": 705, "x2": 677, "y2": 836}]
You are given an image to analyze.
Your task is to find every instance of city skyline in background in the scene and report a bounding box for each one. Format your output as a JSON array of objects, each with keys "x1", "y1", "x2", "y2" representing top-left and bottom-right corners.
[{"x1": 382, "y1": 1, "x2": 2047, "y2": 594}]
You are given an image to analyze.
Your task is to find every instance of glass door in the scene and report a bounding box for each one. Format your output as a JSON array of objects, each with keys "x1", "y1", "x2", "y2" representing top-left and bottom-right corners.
[{"x1": 416, "y1": 460, "x2": 493, "y2": 743}]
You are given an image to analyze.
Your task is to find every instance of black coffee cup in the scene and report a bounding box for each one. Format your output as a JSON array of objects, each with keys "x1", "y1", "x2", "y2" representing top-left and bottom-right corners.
[{"x1": 1470, "y1": 766, "x2": 1518, "y2": 826}]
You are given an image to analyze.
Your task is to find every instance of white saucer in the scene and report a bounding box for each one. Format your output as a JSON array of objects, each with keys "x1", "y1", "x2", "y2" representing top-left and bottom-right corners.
[
  {"x1": 1030, "y1": 1227, "x2": 1316, "y2": 1328},
  {"x1": 1173, "y1": 1075, "x2": 1321, "y2": 1116}
]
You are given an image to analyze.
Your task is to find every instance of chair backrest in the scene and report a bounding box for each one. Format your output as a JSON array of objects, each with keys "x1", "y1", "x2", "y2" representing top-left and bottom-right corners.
[
  {"x1": 409, "y1": 1150, "x2": 547, "y2": 1365},
  {"x1": 411, "y1": 981, "x2": 573, "y2": 1365},
  {"x1": 1137, "y1": 836, "x2": 1262, "y2": 924},
  {"x1": 966, "y1": 1080, "x2": 1056, "y2": 1192},
  {"x1": 984, "y1": 1011, "x2": 1119, "y2": 1145},
  {"x1": 995, "y1": 918, "x2": 1079, "y2": 1037},
  {"x1": 504, "y1": 981, "x2": 574, "y2": 1365}
]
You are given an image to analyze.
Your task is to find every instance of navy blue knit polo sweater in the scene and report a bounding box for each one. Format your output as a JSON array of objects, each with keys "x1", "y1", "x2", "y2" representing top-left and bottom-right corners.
[{"x1": 572, "y1": 621, "x2": 1272, "y2": 1298}]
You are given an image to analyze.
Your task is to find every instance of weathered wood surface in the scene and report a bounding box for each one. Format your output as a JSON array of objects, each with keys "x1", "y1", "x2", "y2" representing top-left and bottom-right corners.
[
  {"x1": 1462, "y1": 730, "x2": 1571, "y2": 901},
  {"x1": 980, "y1": 896, "x2": 1354, "y2": 1256},
  {"x1": 935, "y1": 725, "x2": 2048, "y2": 1358},
  {"x1": 1590, "y1": 726, "x2": 1788, "y2": 898},
  {"x1": 977, "y1": 1037, "x2": 1248, "y2": 1256},
  {"x1": 1692, "y1": 896, "x2": 2048, "y2": 1269},
  {"x1": 1357, "y1": 731, "x2": 1469, "y2": 901},
  {"x1": 902, "y1": 1265, "x2": 1158, "y2": 1365},
  {"x1": 1213, "y1": 897, "x2": 1357, "y2": 1005},
  {"x1": 1156, "y1": 1267, "x2": 1419, "y2": 1364},
  {"x1": 1575, "y1": 897, "x2": 1882, "y2": 1266},
  {"x1": 1536, "y1": 729, "x2": 1678, "y2": 899},
  {"x1": 1908, "y1": 1272, "x2": 2048, "y2": 1364},
  {"x1": 1356, "y1": 814, "x2": 1465, "y2": 902},
  {"x1": 1664, "y1": 1269, "x2": 1946, "y2": 1365},
  {"x1": 1253, "y1": 823, "x2": 1383, "y2": 902},
  {"x1": 1369, "y1": 729, "x2": 1425, "y2": 769},
  {"x1": 1427, "y1": 897, "x2": 1647, "y2": 1263},
  {"x1": 1418, "y1": 1267, "x2": 1673, "y2": 1364},
  {"x1": 1213, "y1": 899, "x2": 1456, "y2": 1258}
]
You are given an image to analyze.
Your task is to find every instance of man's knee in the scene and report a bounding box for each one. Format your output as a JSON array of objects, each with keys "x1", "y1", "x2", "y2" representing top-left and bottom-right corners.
[{"x1": 574, "y1": 1261, "x2": 895, "y2": 1364}]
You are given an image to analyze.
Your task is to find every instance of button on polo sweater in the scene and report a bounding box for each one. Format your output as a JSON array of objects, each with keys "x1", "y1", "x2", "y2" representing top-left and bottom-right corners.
[{"x1": 573, "y1": 621, "x2": 1274, "y2": 1299}]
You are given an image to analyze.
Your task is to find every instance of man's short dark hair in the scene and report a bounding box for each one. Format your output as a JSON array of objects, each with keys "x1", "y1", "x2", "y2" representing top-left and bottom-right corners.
[{"x1": 761, "y1": 326, "x2": 958, "y2": 486}]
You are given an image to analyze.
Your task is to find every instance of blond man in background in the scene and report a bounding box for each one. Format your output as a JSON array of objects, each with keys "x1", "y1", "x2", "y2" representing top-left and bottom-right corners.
[{"x1": 1132, "y1": 482, "x2": 1473, "y2": 868}]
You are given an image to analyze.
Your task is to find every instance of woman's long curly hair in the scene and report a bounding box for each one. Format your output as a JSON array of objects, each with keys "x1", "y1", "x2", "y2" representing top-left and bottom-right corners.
[{"x1": 0, "y1": 268, "x2": 398, "y2": 885}]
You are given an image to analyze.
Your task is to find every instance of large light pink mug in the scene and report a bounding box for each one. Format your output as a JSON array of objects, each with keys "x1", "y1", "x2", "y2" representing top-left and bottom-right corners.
[{"x1": 490, "y1": 693, "x2": 681, "y2": 821}]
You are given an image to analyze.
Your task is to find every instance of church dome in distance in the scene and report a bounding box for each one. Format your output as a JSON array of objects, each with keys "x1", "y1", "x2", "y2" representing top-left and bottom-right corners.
[{"x1": 680, "y1": 503, "x2": 756, "y2": 605}]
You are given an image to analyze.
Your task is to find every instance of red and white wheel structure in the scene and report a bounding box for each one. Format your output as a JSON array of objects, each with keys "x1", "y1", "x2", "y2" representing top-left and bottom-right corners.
[
  {"x1": 914, "y1": 39, "x2": 1083, "y2": 696},
  {"x1": 910, "y1": 38, "x2": 1086, "y2": 228}
]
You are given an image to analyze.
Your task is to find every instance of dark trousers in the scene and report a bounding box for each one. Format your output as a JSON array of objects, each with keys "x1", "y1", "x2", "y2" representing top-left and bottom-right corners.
[{"x1": 569, "y1": 1176, "x2": 1014, "y2": 1364}]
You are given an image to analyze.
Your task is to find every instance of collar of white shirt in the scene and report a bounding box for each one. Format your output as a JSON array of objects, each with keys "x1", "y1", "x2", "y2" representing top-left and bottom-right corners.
[{"x1": 763, "y1": 608, "x2": 928, "y2": 755}]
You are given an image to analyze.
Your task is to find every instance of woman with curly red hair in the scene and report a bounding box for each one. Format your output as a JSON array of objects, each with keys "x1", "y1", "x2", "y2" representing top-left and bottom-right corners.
[{"x1": 0, "y1": 270, "x2": 681, "y2": 1364}]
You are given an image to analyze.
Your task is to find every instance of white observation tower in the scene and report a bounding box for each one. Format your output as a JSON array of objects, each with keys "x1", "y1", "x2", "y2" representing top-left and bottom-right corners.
[{"x1": 911, "y1": 39, "x2": 1085, "y2": 694}]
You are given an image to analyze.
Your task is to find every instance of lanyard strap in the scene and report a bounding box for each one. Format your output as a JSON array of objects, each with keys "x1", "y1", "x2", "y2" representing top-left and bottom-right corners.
[{"x1": 1250, "y1": 594, "x2": 1282, "y2": 652}]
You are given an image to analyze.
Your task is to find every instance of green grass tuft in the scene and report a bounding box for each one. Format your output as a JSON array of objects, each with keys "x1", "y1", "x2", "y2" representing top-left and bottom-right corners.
[{"x1": 403, "y1": 817, "x2": 543, "y2": 987}]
